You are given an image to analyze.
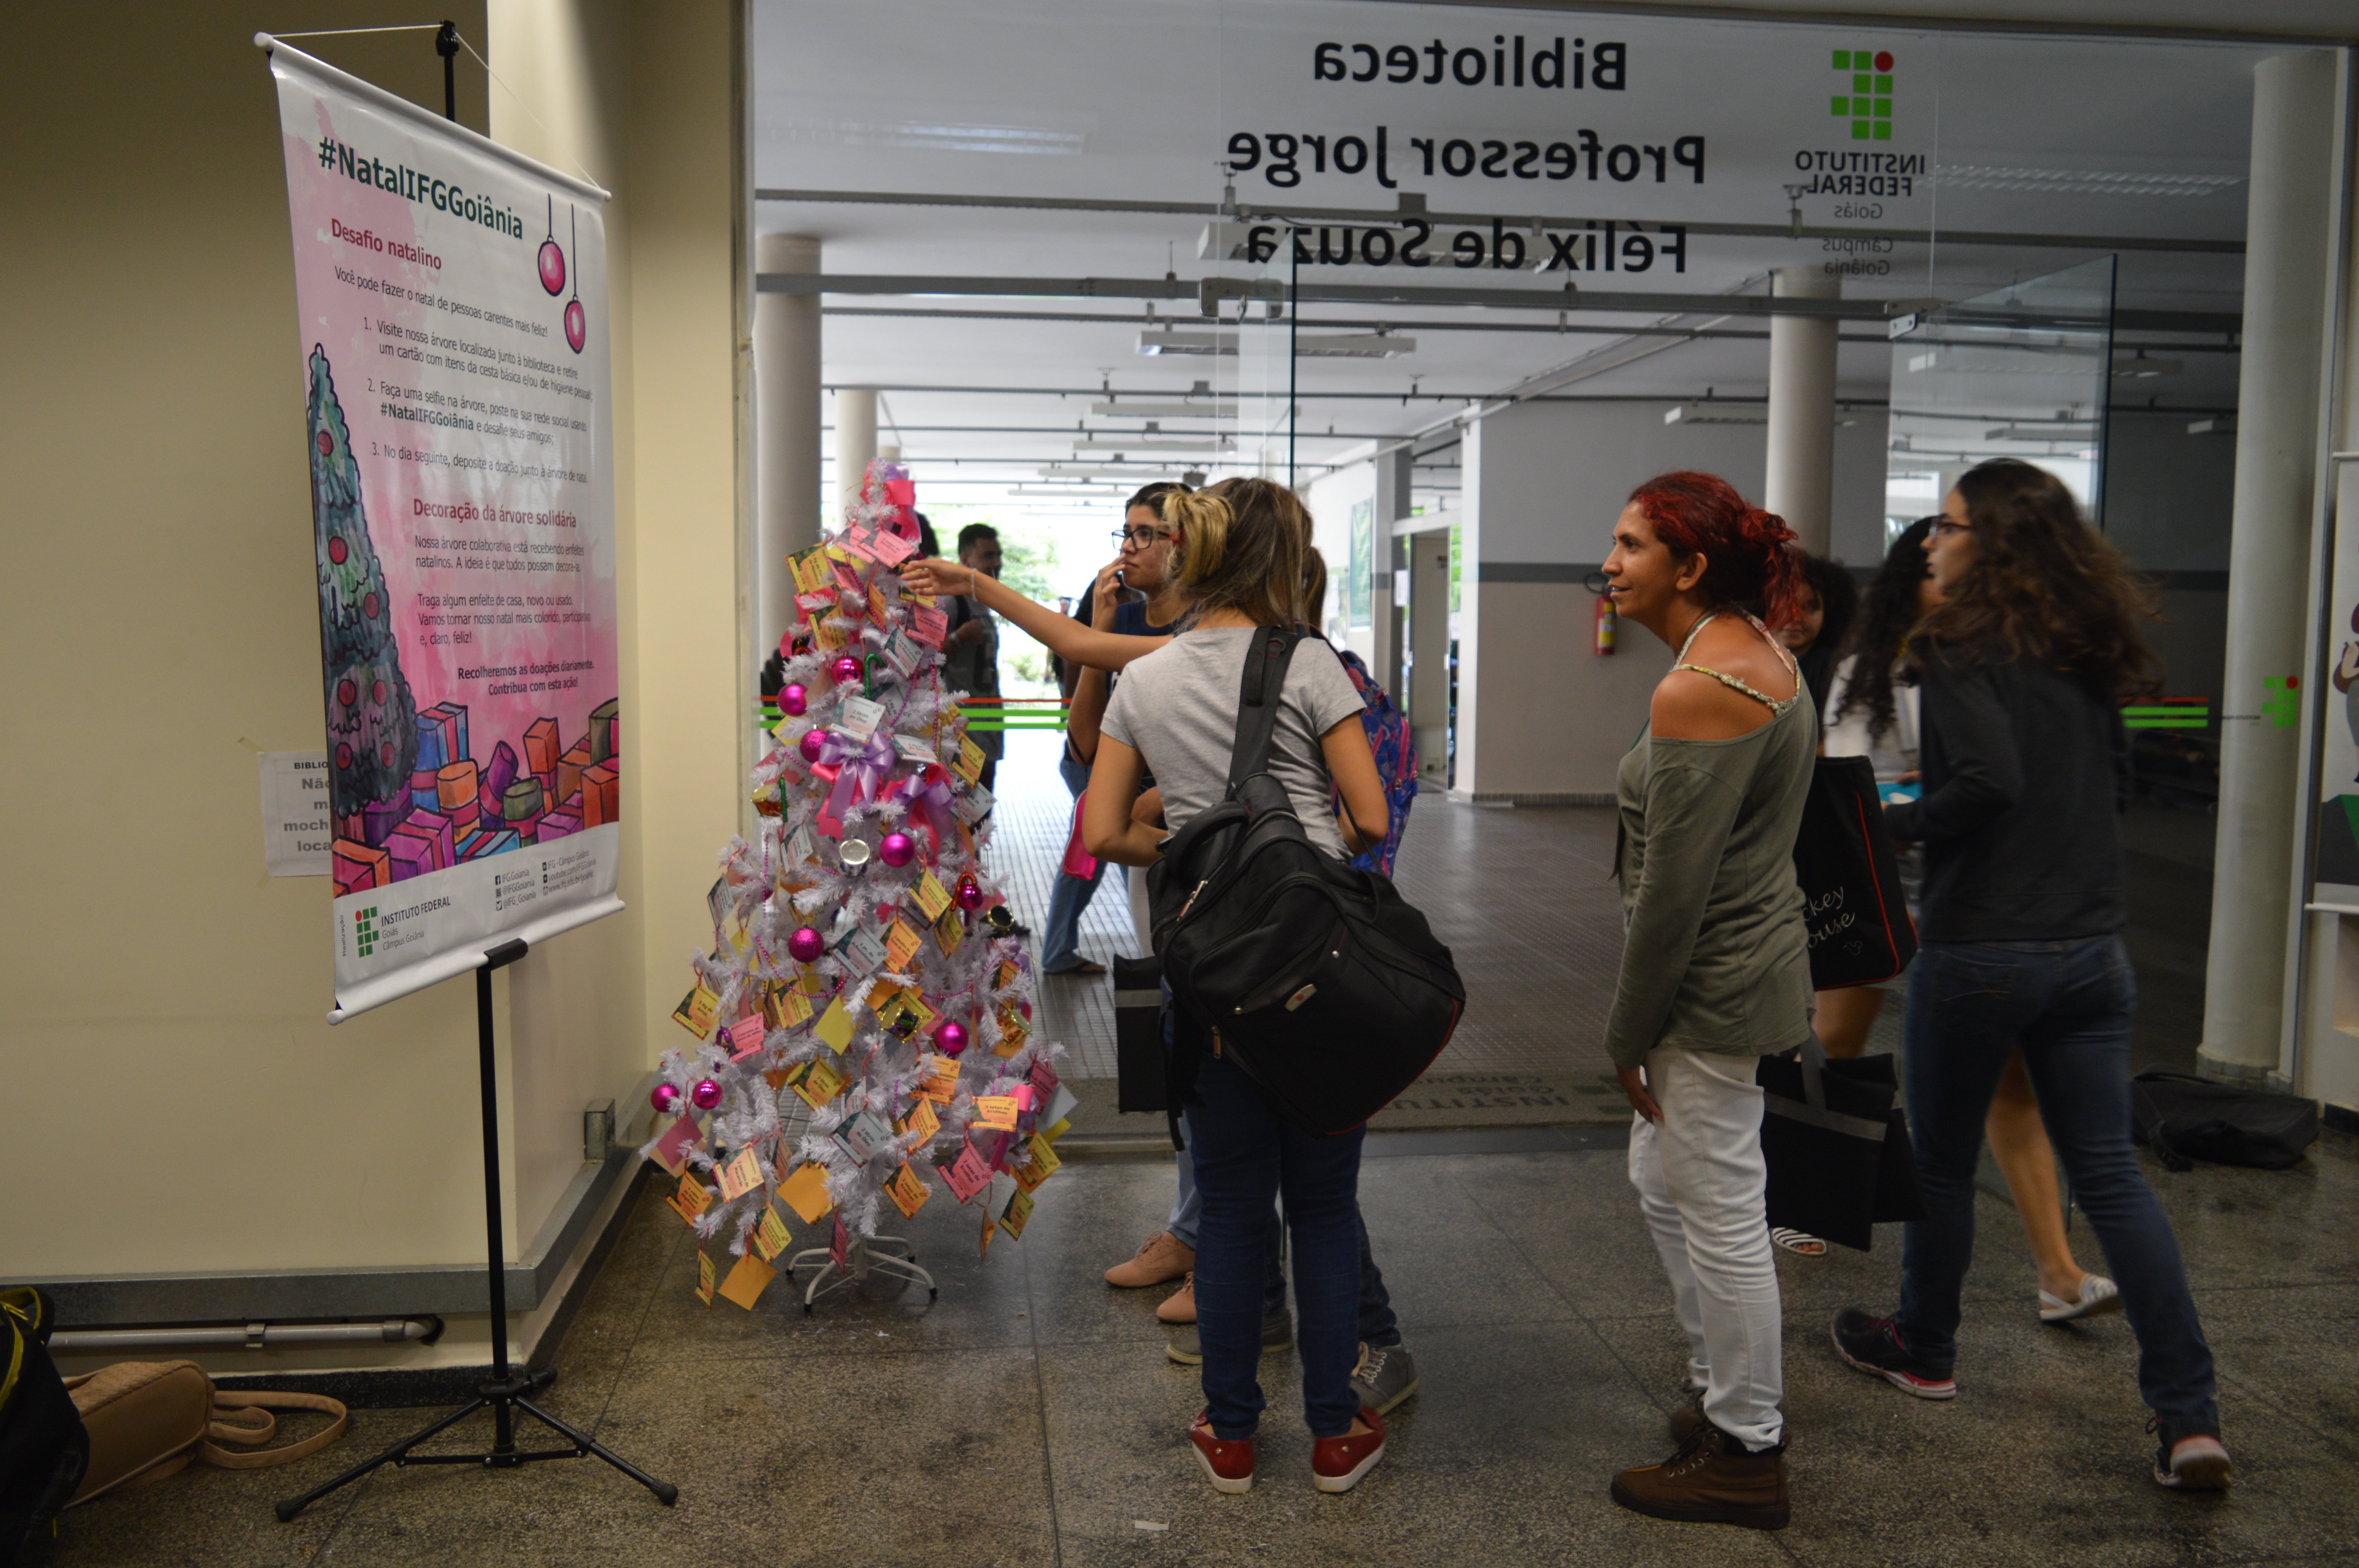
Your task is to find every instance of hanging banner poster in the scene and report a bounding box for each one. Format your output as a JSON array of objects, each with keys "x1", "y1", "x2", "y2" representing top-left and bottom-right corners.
[{"x1": 263, "y1": 40, "x2": 622, "y2": 1021}]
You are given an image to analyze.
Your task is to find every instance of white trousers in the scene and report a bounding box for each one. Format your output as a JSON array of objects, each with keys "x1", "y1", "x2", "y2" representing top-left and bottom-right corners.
[{"x1": 1626, "y1": 1046, "x2": 1785, "y2": 1450}]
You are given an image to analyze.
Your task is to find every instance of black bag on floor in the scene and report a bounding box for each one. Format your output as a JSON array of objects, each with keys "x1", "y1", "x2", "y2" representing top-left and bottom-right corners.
[
  {"x1": 2130, "y1": 1069, "x2": 2318, "y2": 1171},
  {"x1": 1793, "y1": 755, "x2": 1917, "y2": 989},
  {"x1": 2, "y1": 1287, "x2": 88, "y2": 1566},
  {"x1": 1149, "y1": 629, "x2": 1463, "y2": 1137},
  {"x1": 1113, "y1": 953, "x2": 1167, "y2": 1114},
  {"x1": 1757, "y1": 1039, "x2": 1927, "y2": 1252}
]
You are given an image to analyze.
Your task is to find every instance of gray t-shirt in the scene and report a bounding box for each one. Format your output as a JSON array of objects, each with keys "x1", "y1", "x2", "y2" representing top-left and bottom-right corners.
[{"x1": 1101, "y1": 628, "x2": 1363, "y2": 858}]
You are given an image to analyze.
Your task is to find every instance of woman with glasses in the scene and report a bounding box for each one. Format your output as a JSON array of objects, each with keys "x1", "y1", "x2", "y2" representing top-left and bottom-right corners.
[{"x1": 1831, "y1": 460, "x2": 2230, "y2": 1494}]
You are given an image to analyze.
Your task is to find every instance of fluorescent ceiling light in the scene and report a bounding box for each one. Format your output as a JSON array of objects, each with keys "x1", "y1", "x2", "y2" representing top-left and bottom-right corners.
[
  {"x1": 2111, "y1": 354, "x2": 2184, "y2": 378},
  {"x1": 1075, "y1": 433, "x2": 1232, "y2": 452},
  {"x1": 1985, "y1": 424, "x2": 2096, "y2": 439},
  {"x1": 1665, "y1": 404, "x2": 1766, "y2": 426},
  {"x1": 1138, "y1": 330, "x2": 1414, "y2": 359},
  {"x1": 2186, "y1": 417, "x2": 2235, "y2": 435},
  {"x1": 1090, "y1": 402, "x2": 1234, "y2": 418}
]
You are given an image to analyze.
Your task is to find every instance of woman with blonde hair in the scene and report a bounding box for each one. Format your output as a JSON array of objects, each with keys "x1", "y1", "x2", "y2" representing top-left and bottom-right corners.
[{"x1": 1081, "y1": 481, "x2": 1394, "y2": 1496}]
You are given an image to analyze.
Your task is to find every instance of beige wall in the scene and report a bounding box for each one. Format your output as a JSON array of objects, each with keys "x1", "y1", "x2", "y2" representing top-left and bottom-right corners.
[{"x1": 1, "y1": 0, "x2": 745, "y2": 1371}]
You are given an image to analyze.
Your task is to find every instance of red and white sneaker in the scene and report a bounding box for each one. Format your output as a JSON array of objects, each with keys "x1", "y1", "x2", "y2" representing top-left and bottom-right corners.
[
  {"x1": 1189, "y1": 1410, "x2": 1255, "y2": 1494},
  {"x1": 1312, "y1": 1405, "x2": 1387, "y2": 1494}
]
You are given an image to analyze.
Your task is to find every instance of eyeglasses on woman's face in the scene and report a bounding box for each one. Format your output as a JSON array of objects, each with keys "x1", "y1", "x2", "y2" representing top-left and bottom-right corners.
[
  {"x1": 1929, "y1": 518, "x2": 1974, "y2": 539},
  {"x1": 1112, "y1": 525, "x2": 1168, "y2": 550}
]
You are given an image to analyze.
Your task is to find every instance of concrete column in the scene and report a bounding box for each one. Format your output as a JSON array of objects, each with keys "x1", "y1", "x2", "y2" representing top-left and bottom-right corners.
[
  {"x1": 754, "y1": 234, "x2": 821, "y2": 656},
  {"x1": 1765, "y1": 267, "x2": 1840, "y2": 556},
  {"x1": 2200, "y1": 50, "x2": 2338, "y2": 1084},
  {"x1": 834, "y1": 388, "x2": 877, "y2": 517}
]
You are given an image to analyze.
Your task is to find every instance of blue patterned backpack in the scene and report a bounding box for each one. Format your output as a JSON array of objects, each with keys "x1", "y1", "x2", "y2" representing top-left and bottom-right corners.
[{"x1": 1332, "y1": 647, "x2": 1418, "y2": 876}]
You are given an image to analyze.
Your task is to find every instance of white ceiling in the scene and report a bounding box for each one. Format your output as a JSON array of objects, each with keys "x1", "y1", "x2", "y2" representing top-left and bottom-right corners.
[{"x1": 754, "y1": 0, "x2": 2286, "y2": 562}]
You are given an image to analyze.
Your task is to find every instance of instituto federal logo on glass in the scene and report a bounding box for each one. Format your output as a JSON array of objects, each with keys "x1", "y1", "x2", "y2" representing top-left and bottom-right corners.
[{"x1": 1831, "y1": 48, "x2": 1896, "y2": 141}]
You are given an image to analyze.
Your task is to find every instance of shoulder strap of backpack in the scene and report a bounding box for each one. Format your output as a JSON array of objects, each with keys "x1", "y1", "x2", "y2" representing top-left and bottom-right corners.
[{"x1": 1222, "y1": 629, "x2": 1305, "y2": 799}]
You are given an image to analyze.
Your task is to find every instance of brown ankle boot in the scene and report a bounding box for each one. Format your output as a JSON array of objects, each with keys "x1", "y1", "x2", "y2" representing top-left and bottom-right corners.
[{"x1": 1610, "y1": 1423, "x2": 1790, "y2": 1530}]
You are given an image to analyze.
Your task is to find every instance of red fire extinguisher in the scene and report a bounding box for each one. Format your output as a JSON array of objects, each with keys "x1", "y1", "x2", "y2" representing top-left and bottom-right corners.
[{"x1": 1593, "y1": 590, "x2": 1617, "y2": 656}]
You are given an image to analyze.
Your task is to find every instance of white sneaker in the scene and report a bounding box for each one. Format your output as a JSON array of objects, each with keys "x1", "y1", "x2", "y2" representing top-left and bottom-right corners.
[{"x1": 2039, "y1": 1272, "x2": 2123, "y2": 1323}]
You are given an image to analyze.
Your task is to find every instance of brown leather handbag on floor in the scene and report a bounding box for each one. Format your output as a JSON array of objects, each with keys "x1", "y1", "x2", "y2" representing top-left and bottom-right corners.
[{"x1": 64, "y1": 1361, "x2": 347, "y2": 1506}]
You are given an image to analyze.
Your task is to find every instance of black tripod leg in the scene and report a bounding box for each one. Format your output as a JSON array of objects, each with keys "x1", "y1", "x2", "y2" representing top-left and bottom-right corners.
[
  {"x1": 275, "y1": 1396, "x2": 489, "y2": 1521},
  {"x1": 514, "y1": 1398, "x2": 678, "y2": 1505}
]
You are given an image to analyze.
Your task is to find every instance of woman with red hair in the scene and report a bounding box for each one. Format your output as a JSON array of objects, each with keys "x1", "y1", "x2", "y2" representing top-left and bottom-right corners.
[{"x1": 1599, "y1": 471, "x2": 1814, "y2": 1531}]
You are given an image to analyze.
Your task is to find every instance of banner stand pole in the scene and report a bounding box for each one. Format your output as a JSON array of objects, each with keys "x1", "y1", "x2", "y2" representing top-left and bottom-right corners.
[
  {"x1": 276, "y1": 940, "x2": 678, "y2": 1520},
  {"x1": 434, "y1": 20, "x2": 458, "y2": 122}
]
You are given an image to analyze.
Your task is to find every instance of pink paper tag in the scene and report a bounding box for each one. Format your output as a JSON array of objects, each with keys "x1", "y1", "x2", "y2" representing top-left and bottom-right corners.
[
  {"x1": 1028, "y1": 1058, "x2": 1060, "y2": 1097},
  {"x1": 726, "y1": 1014, "x2": 767, "y2": 1062},
  {"x1": 942, "y1": 1143, "x2": 993, "y2": 1202},
  {"x1": 652, "y1": 1113, "x2": 701, "y2": 1174},
  {"x1": 1013, "y1": 1084, "x2": 1036, "y2": 1112},
  {"x1": 867, "y1": 528, "x2": 915, "y2": 566},
  {"x1": 837, "y1": 528, "x2": 876, "y2": 561},
  {"x1": 910, "y1": 605, "x2": 949, "y2": 648}
]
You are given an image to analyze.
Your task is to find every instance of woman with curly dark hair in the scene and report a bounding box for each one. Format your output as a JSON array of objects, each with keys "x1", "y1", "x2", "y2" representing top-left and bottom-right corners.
[{"x1": 1831, "y1": 459, "x2": 2228, "y2": 1495}]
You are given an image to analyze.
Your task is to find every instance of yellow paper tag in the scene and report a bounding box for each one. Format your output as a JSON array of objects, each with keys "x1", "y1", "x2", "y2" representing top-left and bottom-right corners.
[
  {"x1": 668, "y1": 1170, "x2": 713, "y2": 1224},
  {"x1": 953, "y1": 737, "x2": 986, "y2": 784},
  {"x1": 787, "y1": 1056, "x2": 846, "y2": 1109},
  {"x1": 869, "y1": 579, "x2": 891, "y2": 626},
  {"x1": 752, "y1": 1204, "x2": 792, "y2": 1262},
  {"x1": 980, "y1": 1203, "x2": 996, "y2": 1258},
  {"x1": 671, "y1": 984, "x2": 718, "y2": 1040},
  {"x1": 695, "y1": 1251, "x2": 716, "y2": 1305},
  {"x1": 919, "y1": 1055, "x2": 960, "y2": 1103},
  {"x1": 885, "y1": 919, "x2": 923, "y2": 973},
  {"x1": 813, "y1": 996, "x2": 857, "y2": 1054},
  {"x1": 912, "y1": 870, "x2": 952, "y2": 923},
  {"x1": 779, "y1": 1161, "x2": 836, "y2": 1224},
  {"x1": 791, "y1": 550, "x2": 831, "y2": 595},
  {"x1": 998, "y1": 1187, "x2": 1035, "y2": 1241},
  {"x1": 973, "y1": 1095, "x2": 1020, "y2": 1132},
  {"x1": 717, "y1": 1252, "x2": 776, "y2": 1310},
  {"x1": 996, "y1": 960, "x2": 1020, "y2": 991},
  {"x1": 885, "y1": 1162, "x2": 932, "y2": 1220},
  {"x1": 935, "y1": 904, "x2": 966, "y2": 958},
  {"x1": 1017, "y1": 1134, "x2": 1062, "y2": 1191},
  {"x1": 776, "y1": 989, "x2": 814, "y2": 1028},
  {"x1": 903, "y1": 1097, "x2": 941, "y2": 1143},
  {"x1": 994, "y1": 1006, "x2": 1029, "y2": 1058},
  {"x1": 1040, "y1": 1116, "x2": 1072, "y2": 1145}
]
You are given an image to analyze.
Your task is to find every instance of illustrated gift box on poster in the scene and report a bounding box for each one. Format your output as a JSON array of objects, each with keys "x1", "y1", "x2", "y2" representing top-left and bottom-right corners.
[{"x1": 332, "y1": 839, "x2": 389, "y2": 896}]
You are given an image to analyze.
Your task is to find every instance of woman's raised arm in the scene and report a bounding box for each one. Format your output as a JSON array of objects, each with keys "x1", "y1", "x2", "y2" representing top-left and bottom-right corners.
[{"x1": 901, "y1": 558, "x2": 1171, "y2": 672}]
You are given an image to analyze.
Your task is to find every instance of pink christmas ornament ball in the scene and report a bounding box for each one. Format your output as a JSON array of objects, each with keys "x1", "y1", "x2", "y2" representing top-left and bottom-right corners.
[
  {"x1": 798, "y1": 728, "x2": 829, "y2": 764},
  {"x1": 954, "y1": 875, "x2": 985, "y2": 911},
  {"x1": 781, "y1": 682, "x2": 808, "y2": 717},
  {"x1": 828, "y1": 653, "x2": 864, "y2": 686},
  {"x1": 936, "y1": 1021, "x2": 969, "y2": 1057},
  {"x1": 879, "y1": 831, "x2": 916, "y2": 867},
  {"x1": 691, "y1": 1078, "x2": 724, "y2": 1111},
  {"x1": 650, "y1": 1082, "x2": 682, "y2": 1115},
  {"x1": 788, "y1": 926, "x2": 826, "y2": 964}
]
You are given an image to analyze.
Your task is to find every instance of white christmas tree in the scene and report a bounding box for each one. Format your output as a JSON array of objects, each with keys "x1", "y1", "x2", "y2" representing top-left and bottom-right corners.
[{"x1": 638, "y1": 461, "x2": 1072, "y2": 1311}]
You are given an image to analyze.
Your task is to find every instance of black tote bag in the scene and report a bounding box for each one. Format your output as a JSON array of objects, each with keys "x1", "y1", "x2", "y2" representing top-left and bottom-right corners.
[
  {"x1": 1793, "y1": 754, "x2": 1917, "y2": 990},
  {"x1": 1757, "y1": 1038, "x2": 1926, "y2": 1252}
]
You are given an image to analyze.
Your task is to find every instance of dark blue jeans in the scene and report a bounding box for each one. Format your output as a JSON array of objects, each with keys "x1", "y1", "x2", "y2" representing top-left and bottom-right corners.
[
  {"x1": 1895, "y1": 936, "x2": 2219, "y2": 1432},
  {"x1": 1041, "y1": 752, "x2": 1108, "y2": 971},
  {"x1": 1239, "y1": 1205, "x2": 1400, "y2": 1348},
  {"x1": 1189, "y1": 1044, "x2": 1367, "y2": 1439}
]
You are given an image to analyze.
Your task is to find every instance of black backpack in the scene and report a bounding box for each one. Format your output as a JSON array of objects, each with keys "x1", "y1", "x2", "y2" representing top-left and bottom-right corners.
[
  {"x1": 1147, "y1": 629, "x2": 1464, "y2": 1136},
  {"x1": 2130, "y1": 1069, "x2": 2319, "y2": 1171}
]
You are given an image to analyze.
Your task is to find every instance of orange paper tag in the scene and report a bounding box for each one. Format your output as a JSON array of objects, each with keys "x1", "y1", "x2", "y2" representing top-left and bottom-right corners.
[
  {"x1": 667, "y1": 1170, "x2": 714, "y2": 1225},
  {"x1": 717, "y1": 1147, "x2": 764, "y2": 1203},
  {"x1": 779, "y1": 1161, "x2": 837, "y2": 1224},
  {"x1": 901, "y1": 1097, "x2": 941, "y2": 1143},
  {"x1": 919, "y1": 1055, "x2": 961, "y2": 1103},
  {"x1": 717, "y1": 1252, "x2": 776, "y2": 1311},
  {"x1": 885, "y1": 1162, "x2": 932, "y2": 1220},
  {"x1": 885, "y1": 919, "x2": 923, "y2": 973},
  {"x1": 998, "y1": 1187, "x2": 1034, "y2": 1241},
  {"x1": 953, "y1": 737, "x2": 986, "y2": 784},
  {"x1": 752, "y1": 1203, "x2": 792, "y2": 1262},
  {"x1": 973, "y1": 1095, "x2": 1020, "y2": 1132},
  {"x1": 671, "y1": 984, "x2": 718, "y2": 1040}
]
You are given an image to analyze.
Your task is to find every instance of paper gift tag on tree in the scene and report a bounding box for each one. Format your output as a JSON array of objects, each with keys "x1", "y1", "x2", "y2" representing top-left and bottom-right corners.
[
  {"x1": 717, "y1": 1146, "x2": 765, "y2": 1203},
  {"x1": 910, "y1": 604, "x2": 949, "y2": 648},
  {"x1": 813, "y1": 995, "x2": 858, "y2": 1053},
  {"x1": 935, "y1": 904, "x2": 966, "y2": 958},
  {"x1": 841, "y1": 927, "x2": 889, "y2": 976},
  {"x1": 779, "y1": 1161, "x2": 836, "y2": 1224},
  {"x1": 695, "y1": 1251, "x2": 716, "y2": 1305},
  {"x1": 940, "y1": 1140, "x2": 993, "y2": 1202},
  {"x1": 899, "y1": 1097, "x2": 940, "y2": 1143},
  {"x1": 786, "y1": 1055, "x2": 846, "y2": 1109},
  {"x1": 667, "y1": 1169, "x2": 715, "y2": 1226},
  {"x1": 998, "y1": 1187, "x2": 1035, "y2": 1241},
  {"x1": 918, "y1": 1054, "x2": 961, "y2": 1104},
  {"x1": 972, "y1": 1095, "x2": 1020, "y2": 1132},
  {"x1": 912, "y1": 870, "x2": 952, "y2": 923},
  {"x1": 751, "y1": 1203, "x2": 792, "y2": 1263},
  {"x1": 952, "y1": 737, "x2": 986, "y2": 785},
  {"x1": 994, "y1": 1005, "x2": 1028, "y2": 1057},
  {"x1": 837, "y1": 696, "x2": 886, "y2": 743},
  {"x1": 885, "y1": 919, "x2": 923, "y2": 973},
  {"x1": 671, "y1": 984, "x2": 718, "y2": 1040},
  {"x1": 718, "y1": 1252, "x2": 776, "y2": 1311},
  {"x1": 722, "y1": 1013, "x2": 767, "y2": 1063},
  {"x1": 885, "y1": 1162, "x2": 931, "y2": 1220},
  {"x1": 651, "y1": 1112, "x2": 703, "y2": 1176}
]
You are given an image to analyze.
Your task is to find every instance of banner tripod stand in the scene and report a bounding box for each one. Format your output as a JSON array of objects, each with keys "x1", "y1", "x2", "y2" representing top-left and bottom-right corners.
[{"x1": 276, "y1": 940, "x2": 676, "y2": 1521}]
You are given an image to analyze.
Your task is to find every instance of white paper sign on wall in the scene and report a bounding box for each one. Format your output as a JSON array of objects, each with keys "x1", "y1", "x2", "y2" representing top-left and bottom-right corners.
[{"x1": 260, "y1": 751, "x2": 333, "y2": 877}]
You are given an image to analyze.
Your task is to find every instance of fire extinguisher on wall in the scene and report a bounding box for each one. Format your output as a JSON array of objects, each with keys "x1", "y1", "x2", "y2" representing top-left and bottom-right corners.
[{"x1": 1593, "y1": 589, "x2": 1617, "y2": 656}]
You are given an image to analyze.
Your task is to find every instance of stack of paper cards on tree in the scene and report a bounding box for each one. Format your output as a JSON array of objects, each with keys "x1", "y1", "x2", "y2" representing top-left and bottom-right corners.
[
  {"x1": 717, "y1": 1253, "x2": 775, "y2": 1310},
  {"x1": 667, "y1": 1170, "x2": 714, "y2": 1226},
  {"x1": 751, "y1": 1203, "x2": 792, "y2": 1263},
  {"x1": 938, "y1": 1140, "x2": 994, "y2": 1203},
  {"x1": 779, "y1": 1161, "x2": 836, "y2": 1224},
  {"x1": 885, "y1": 1162, "x2": 931, "y2": 1220},
  {"x1": 763, "y1": 985, "x2": 814, "y2": 1031}
]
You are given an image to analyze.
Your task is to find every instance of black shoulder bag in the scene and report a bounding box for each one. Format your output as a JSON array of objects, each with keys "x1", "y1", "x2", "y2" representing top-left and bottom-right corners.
[
  {"x1": 1793, "y1": 755, "x2": 1917, "y2": 989},
  {"x1": 1147, "y1": 629, "x2": 1464, "y2": 1137}
]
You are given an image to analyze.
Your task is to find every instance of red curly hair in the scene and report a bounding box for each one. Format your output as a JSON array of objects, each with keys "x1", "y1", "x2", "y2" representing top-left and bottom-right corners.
[{"x1": 1627, "y1": 471, "x2": 1806, "y2": 629}]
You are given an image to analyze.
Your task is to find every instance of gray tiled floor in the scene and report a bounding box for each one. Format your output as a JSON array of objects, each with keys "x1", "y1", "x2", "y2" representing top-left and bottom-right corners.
[{"x1": 38, "y1": 1125, "x2": 2358, "y2": 1568}]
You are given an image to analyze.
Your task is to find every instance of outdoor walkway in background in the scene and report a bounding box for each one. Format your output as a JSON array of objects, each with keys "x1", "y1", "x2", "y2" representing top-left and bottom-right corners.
[{"x1": 38, "y1": 1122, "x2": 2359, "y2": 1568}]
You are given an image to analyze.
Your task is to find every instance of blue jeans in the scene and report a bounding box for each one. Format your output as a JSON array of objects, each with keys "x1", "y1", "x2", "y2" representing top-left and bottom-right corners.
[
  {"x1": 1170, "y1": 1143, "x2": 1399, "y2": 1346},
  {"x1": 1896, "y1": 936, "x2": 2218, "y2": 1432},
  {"x1": 1188, "y1": 1044, "x2": 1367, "y2": 1439},
  {"x1": 1041, "y1": 753, "x2": 1108, "y2": 971}
]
